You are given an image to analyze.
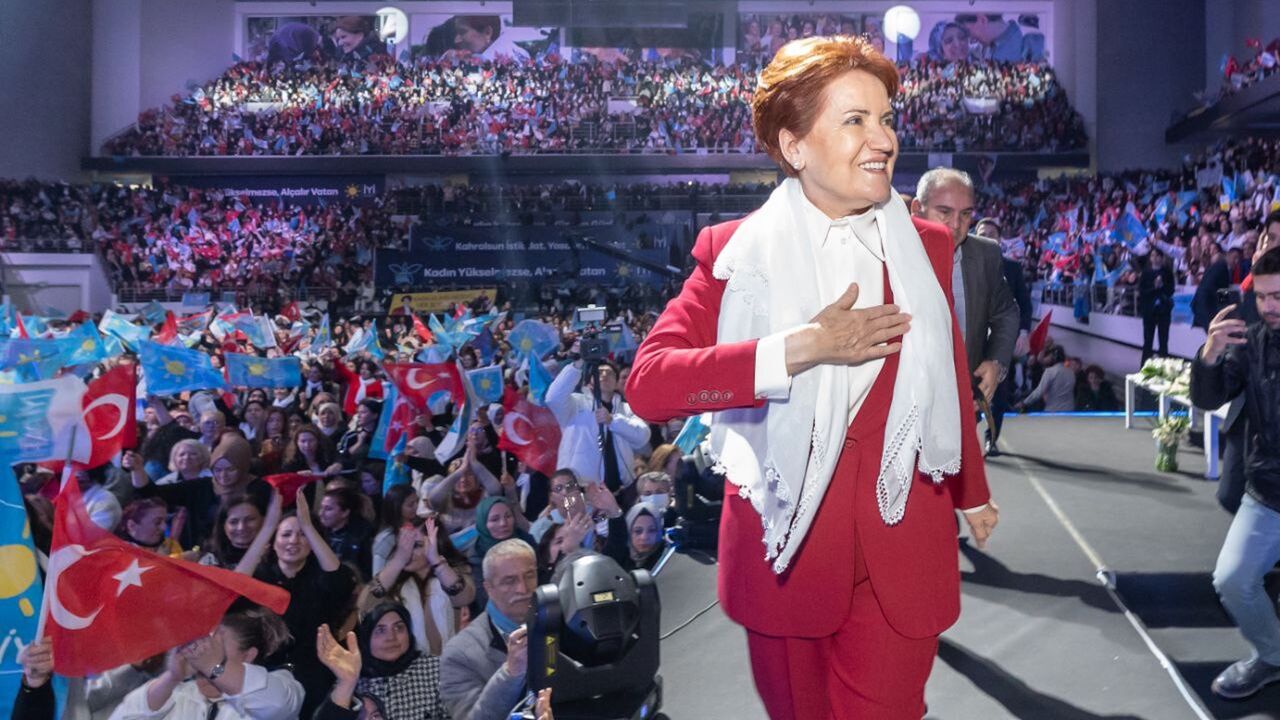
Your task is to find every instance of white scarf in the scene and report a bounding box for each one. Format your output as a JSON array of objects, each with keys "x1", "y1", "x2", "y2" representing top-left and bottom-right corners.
[{"x1": 709, "y1": 179, "x2": 961, "y2": 574}]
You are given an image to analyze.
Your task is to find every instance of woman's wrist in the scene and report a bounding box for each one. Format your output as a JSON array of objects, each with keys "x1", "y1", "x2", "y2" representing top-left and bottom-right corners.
[{"x1": 783, "y1": 324, "x2": 819, "y2": 377}]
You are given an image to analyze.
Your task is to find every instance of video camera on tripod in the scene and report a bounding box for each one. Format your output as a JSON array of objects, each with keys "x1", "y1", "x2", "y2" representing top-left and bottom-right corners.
[{"x1": 574, "y1": 305, "x2": 613, "y2": 364}]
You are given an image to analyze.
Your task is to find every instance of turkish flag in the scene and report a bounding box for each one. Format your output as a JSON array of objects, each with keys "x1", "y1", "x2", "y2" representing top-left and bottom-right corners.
[
  {"x1": 498, "y1": 395, "x2": 562, "y2": 477},
  {"x1": 384, "y1": 362, "x2": 464, "y2": 413},
  {"x1": 282, "y1": 301, "x2": 302, "y2": 323},
  {"x1": 154, "y1": 311, "x2": 179, "y2": 346},
  {"x1": 45, "y1": 480, "x2": 290, "y2": 677},
  {"x1": 384, "y1": 392, "x2": 418, "y2": 450},
  {"x1": 1029, "y1": 310, "x2": 1053, "y2": 357},
  {"x1": 83, "y1": 364, "x2": 138, "y2": 469},
  {"x1": 43, "y1": 364, "x2": 137, "y2": 474},
  {"x1": 412, "y1": 314, "x2": 434, "y2": 343}
]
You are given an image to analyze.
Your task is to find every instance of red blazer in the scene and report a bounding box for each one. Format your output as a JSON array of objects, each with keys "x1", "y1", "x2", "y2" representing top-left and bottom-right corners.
[{"x1": 626, "y1": 216, "x2": 990, "y2": 640}]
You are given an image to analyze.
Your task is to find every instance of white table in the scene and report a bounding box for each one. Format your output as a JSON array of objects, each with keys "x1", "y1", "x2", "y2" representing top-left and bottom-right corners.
[{"x1": 1124, "y1": 374, "x2": 1228, "y2": 479}]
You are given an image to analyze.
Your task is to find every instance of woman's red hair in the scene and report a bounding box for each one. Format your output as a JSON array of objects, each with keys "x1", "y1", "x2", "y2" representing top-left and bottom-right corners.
[{"x1": 752, "y1": 35, "x2": 900, "y2": 177}]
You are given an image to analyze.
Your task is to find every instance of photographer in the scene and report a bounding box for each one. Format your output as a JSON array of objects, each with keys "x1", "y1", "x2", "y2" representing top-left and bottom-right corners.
[
  {"x1": 545, "y1": 338, "x2": 649, "y2": 506},
  {"x1": 1191, "y1": 247, "x2": 1280, "y2": 700}
]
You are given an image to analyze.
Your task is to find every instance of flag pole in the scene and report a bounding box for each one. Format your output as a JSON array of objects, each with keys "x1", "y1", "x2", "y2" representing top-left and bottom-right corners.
[{"x1": 35, "y1": 424, "x2": 79, "y2": 641}]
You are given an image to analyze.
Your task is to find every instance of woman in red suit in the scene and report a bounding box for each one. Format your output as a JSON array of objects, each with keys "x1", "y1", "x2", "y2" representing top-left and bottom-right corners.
[{"x1": 625, "y1": 36, "x2": 1000, "y2": 719}]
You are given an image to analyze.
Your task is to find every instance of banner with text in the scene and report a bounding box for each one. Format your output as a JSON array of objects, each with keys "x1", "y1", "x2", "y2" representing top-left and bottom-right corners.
[
  {"x1": 387, "y1": 289, "x2": 499, "y2": 314},
  {"x1": 170, "y1": 175, "x2": 385, "y2": 206},
  {"x1": 377, "y1": 224, "x2": 676, "y2": 290}
]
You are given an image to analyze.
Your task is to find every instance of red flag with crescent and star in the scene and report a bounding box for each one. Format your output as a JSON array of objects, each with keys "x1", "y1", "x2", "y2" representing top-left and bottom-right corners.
[
  {"x1": 44, "y1": 479, "x2": 291, "y2": 677},
  {"x1": 41, "y1": 363, "x2": 137, "y2": 474},
  {"x1": 497, "y1": 393, "x2": 561, "y2": 477},
  {"x1": 83, "y1": 363, "x2": 138, "y2": 469},
  {"x1": 383, "y1": 362, "x2": 464, "y2": 414}
]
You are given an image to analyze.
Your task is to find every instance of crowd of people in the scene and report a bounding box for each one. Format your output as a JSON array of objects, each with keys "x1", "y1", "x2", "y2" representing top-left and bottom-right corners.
[
  {"x1": 9, "y1": 137, "x2": 1280, "y2": 320},
  {"x1": 1190, "y1": 36, "x2": 1280, "y2": 115},
  {"x1": 100, "y1": 51, "x2": 1085, "y2": 156},
  {"x1": 12, "y1": 294, "x2": 703, "y2": 719},
  {"x1": 894, "y1": 57, "x2": 1085, "y2": 152},
  {"x1": 972, "y1": 136, "x2": 1280, "y2": 337},
  {"x1": 0, "y1": 179, "x2": 387, "y2": 307}
]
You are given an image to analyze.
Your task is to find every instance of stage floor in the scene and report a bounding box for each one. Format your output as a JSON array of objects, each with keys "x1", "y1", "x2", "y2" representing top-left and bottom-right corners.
[{"x1": 653, "y1": 415, "x2": 1280, "y2": 720}]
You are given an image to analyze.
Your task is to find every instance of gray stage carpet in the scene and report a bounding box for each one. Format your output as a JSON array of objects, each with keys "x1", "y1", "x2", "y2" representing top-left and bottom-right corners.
[{"x1": 652, "y1": 415, "x2": 1280, "y2": 719}]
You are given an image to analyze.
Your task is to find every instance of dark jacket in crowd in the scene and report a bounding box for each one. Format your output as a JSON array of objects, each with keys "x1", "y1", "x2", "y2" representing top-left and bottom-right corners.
[
  {"x1": 256, "y1": 558, "x2": 360, "y2": 720},
  {"x1": 1191, "y1": 322, "x2": 1280, "y2": 514},
  {"x1": 1003, "y1": 257, "x2": 1033, "y2": 334},
  {"x1": 10, "y1": 680, "x2": 53, "y2": 720},
  {"x1": 1138, "y1": 263, "x2": 1176, "y2": 317},
  {"x1": 959, "y1": 235, "x2": 1021, "y2": 372},
  {"x1": 1192, "y1": 258, "x2": 1241, "y2": 329},
  {"x1": 326, "y1": 514, "x2": 375, "y2": 578},
  {"x1": 1075, "y1": 380, "x2": 1120, "y2": 412}
]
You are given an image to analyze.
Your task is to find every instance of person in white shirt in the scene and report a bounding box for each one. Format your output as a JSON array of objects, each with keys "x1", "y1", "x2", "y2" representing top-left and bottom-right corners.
[
  {"x1": 545, "y1": 359, "x2": 650, "y2": 501},
  {"x1": 111, "y1": 608, "x2": 303, "y2": 720}
]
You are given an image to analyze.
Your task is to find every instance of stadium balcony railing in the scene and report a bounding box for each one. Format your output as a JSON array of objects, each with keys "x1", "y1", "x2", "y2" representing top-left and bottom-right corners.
[
  {"x1": 82, "y1": 150, "x2": 1092, "y2": 176},
  {"x1": 388, "y1": 192, "x2": 768, "y2": 216},
  {"x1": 1039, "y1": 282, "x2": 1140, "y2": 318},
  {"x1": 113, "y1": 284, "x2": 341, "y2": 306}
]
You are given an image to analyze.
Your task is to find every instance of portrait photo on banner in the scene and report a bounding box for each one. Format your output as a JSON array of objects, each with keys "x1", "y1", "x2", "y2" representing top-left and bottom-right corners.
[
  {"x1": 409, "y1": 12, "x2": 560, "y2": 62},
  {"x1": 242, "y1": 10, "x2": 410, "y2": 69}
]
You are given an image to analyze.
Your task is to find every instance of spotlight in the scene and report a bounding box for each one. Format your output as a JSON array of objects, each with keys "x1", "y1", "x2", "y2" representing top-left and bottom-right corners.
[
  {"x1": 525, "y1": 553, "x2": 662, "y2": 720},
  {"x1": 884, "y1": 5, "x2": 922, "y2": 42}
]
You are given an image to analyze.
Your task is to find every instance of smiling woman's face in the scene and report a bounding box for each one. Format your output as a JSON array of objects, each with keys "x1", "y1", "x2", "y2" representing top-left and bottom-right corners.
[{"x1": 782, "y1": 69, "x2": 899, "y2": 217}]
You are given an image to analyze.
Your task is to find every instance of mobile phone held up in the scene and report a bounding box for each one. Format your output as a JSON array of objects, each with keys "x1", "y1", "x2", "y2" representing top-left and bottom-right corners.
[{"x1": 1217, "y1": 288, "x2": 1243, "y2": 319}]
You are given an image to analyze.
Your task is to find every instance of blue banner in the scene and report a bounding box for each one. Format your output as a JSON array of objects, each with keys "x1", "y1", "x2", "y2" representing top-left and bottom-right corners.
[
  {"x1": 528, "y1": 355, "x2": 553, "y2": 406},
  {"x1": 508, "y1": 320, "x2": 560, "y2": 360},
  {"x1": 138, "y1": 341, "x2": 226, "y2": 395},
  {"x1": 0, "y1": 463, "x2": 45, "y2": 719},
  {"x1": 378, "y1": 223, "x2": 676, "y2": 289},
  {"x1": 466, "y1": 366, "x2": 505, "y2": 405},
  {"x1": 57, "y1": 323, "x2": 111, "y2": 368},
  {"x1": 225, "y1": 353, "x2": 302, "y2": 388}
]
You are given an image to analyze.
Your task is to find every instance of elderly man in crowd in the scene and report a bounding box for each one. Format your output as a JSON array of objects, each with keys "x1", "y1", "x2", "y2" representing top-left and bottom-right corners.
[
  {"x1": 439, "y1": 540, "x2": 539, "y2": 720},
  {"x1": 912, "y1": 167, "x2": 1020, "y2": 454}
]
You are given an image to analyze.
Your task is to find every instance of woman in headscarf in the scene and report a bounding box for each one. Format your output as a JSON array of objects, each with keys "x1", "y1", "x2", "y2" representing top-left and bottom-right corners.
[
  {"x1": 621, "y1": 505, "x2": 666, "y2": 572},
  {"x1": 421, "y1": 439, "x2": 502, "y2": 536},
  {"x1": 355, "y1": 603, "x2": 446, "y2": 719},
  {"x1": 312, "y1": 401, "x2": 346, "y2": 446},
  {"x1": 468, "y1": 496, "x2": 534, "y2": 608}
]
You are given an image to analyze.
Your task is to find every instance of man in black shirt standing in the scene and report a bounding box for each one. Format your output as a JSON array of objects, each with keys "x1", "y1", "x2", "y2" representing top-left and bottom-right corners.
[{"x1": 1191, "y1": 247, "x2": 1280, "y2": 700}]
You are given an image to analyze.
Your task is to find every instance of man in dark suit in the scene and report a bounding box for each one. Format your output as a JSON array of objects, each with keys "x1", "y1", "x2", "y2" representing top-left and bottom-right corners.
[
  {"x1": 975, "y1": 218, "x2": 1031, "y2": 455},
  {"x1": 912, "y1": 169, "x2": 1020, "y2": 453},
  {"x1": 1193, "y1": 246, "x2": 1245, "y2": 329},
  {"x1": 1137, "y1": 248, "x2": 1176, "y2": 363}
]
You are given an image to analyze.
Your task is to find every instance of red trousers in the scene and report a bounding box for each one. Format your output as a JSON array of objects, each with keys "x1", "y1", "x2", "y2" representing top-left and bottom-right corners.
[{"x1": 745, "y1": 538, "x2": 939, "y2": 720}]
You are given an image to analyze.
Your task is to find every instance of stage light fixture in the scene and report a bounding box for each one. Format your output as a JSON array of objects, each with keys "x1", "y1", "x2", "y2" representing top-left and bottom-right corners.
[
  {"x1": 884, "y1": 5, "x2": 921, "y2": 42},
  {"x1": 525, "y1": 553, "x2": 662, "y2": 720}
]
